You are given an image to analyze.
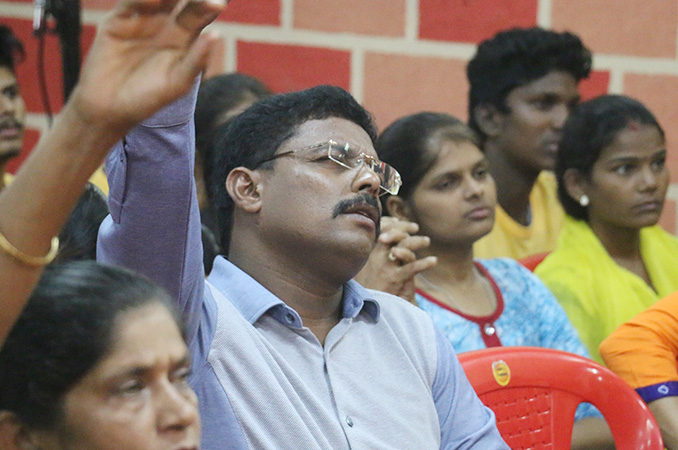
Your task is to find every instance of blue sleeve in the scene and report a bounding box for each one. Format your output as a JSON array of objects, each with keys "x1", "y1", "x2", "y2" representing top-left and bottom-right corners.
[
  {"x1": 432, "y1": 327, "x2": 509, "y2": 449},
  {"x1": 97, "y1": 79, "x2": 205, "y2": 345}
]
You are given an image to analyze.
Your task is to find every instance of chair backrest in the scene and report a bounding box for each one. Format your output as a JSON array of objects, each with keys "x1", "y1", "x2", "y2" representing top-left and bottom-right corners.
[
  {"x1": 518, "y1": 252, "x2": 549, "y2": 272},
  {"x1": 458, "y1": 346, "x2": 663, "y2": 450}
]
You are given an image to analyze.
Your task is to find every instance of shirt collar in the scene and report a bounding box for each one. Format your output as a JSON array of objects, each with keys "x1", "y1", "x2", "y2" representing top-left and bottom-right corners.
[
  {"x1": 208, "y1": 257, "x2": 285, "y2": 324},
  {"x1": 342, "y1": 279, "x2": 380, "y2": 321},
  {"x1": 208, "y1": 257, "x2": 381, "y2": 326}
]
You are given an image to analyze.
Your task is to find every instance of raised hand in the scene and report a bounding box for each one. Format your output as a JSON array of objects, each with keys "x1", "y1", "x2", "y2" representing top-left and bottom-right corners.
[
  {"x1": 71, "y1": 0, "x2": 226, "y2": 134},
  {"x1": 0, "y1": 0, "x2": 227, "y2": 345}
]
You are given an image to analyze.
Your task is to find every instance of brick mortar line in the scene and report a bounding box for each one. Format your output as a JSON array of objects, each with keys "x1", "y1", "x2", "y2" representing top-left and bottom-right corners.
[
  {"x1": 209, "y1": 23, "x2": 476, "y2": 58},
  {"x1": 350, "y1": 49, "x2": 365, "y2": 103},
  {"x1": 594, "y1": 55, "x2": 678, "y2": 75},
  {"x1": 25, "y1": 113, "x2": 49, "y2": 133},
  {"x1": 667, "y1": 184, "x2": 678, "y2": 202},
  {"x1": 279, "y1": 0, "x2": 293, "y2": 31},
  {"x1": 404, "y1": 0, "x2": 419, "y2": 41},
  {"x1": 606, "y1": 69, "x2": 625, "y2": 94},
  {"x1": 666, "y1": 184, "x2": 678, "y2": 234},
  {"x1": 214, "y1": 25, "x2": 678, "y2": 75},
  {"x1": 224, "y1": 34, "x2": 238, "y2": 73},
  {"x1": 3, "y1": 2, "x2": 678, "y2": 74},
  {"x1": 537, "y1": 0, "x2": 552, "y2": 28}
]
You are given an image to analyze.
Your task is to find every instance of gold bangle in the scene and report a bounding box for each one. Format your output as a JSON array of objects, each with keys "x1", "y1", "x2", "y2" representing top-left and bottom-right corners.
[{"x1": 0, "y1": 231, "x2": 59, "y2": 267}]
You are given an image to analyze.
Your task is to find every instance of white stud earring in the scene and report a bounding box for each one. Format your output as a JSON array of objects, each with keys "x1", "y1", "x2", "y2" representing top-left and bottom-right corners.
[{"x1": 579, "y1": 195, "x2": 589, "y2": 207}]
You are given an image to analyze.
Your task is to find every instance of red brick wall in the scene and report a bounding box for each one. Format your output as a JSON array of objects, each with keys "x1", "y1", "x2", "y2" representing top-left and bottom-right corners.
[{"x1": 2, "y1": 0, "x2": 678, "y2": 232}]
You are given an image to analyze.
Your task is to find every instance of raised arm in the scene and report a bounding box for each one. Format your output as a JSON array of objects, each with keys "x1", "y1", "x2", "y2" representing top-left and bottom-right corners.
[
  {"x1": 0, "y1": 0, "x2": 225, "y2": 345},
  {"x1": 97, "y1": 80, "x2": 205, "y2": 338}
]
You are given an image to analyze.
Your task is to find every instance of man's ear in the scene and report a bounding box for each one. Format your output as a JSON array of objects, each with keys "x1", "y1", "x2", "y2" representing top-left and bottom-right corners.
[
  {"x1": 472, "y1": 104, "x2": 504, "y2": 139},
  {"x1": 225, "y1": 167, "x2": 263, "y2": 214},
  {"x1": 562, "y1": 168, "x2": 588, "y2": 203},
  {"x1": 386, "y1": 196, "x2": 414, "y2": 221},
  {"x1": 0, "y1": 411, "x2": 37, "y2": 450}
]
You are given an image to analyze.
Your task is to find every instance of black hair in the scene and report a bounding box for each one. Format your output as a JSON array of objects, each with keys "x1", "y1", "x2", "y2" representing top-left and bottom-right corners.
[
  {"x1": 0, "y1": 261, "x2": 181, "y2": 429},
  {"x1": 0, "y1": 25, "x2": 25, "y2": 73},
  {"x1": 201, "y1": 223, "x2": 220, "y2": 274},
  {"x1": 54, "y1": 183, "x2": 108, "y2": 263},
  {"x1": 195, "y1": 73, "x2": 272, "y2": 204},
  {"x1": 556, "y1": 94, "x2": 665, "y2": 220},
  {"x1": 376, "y1": 112, "x2": 479, "y2": 209},
  {"x1": 209, "y1": 84, "x2": 377, "y2": 254},
  {"x1": 467, "y1": 27, "x2": 592, "y2": 142}
]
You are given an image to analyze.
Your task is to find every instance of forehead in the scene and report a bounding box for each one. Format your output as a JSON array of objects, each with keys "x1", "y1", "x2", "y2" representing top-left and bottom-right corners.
[
  {"x1": 93, "y1": 302, "x2": 187, "y2": 374},
  {"x1": 283, "y1": 117, "x2": 376, "y2": 156},
  {"x1": 425, "y1": 140, "x2": 485, "y2": 176},
  {"x1": 508, "y1": 70, "x2": 579, "y2": 100},
  {"x1": 598, "y1": 124, "x2": 665, "y2": 161}
]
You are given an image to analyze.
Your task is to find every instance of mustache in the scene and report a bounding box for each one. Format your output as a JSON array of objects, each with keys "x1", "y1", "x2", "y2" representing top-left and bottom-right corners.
[
  {"x1": 332, "y1": 194, "x2": 382, "y2": 238},
  {"x1": 0, "y1": 118, "x2": 23, "y2": 130}
]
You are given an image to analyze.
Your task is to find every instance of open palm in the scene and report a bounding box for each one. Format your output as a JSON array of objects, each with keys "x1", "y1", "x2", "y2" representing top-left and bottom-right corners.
[{"x1": 72, "y1": 0, "x2": 225, "y2": 132}]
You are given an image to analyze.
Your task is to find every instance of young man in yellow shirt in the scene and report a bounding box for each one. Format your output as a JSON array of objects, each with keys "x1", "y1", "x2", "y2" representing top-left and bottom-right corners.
[{"x1": 467, "y1": 27, "x2": 592, "y2": 260}]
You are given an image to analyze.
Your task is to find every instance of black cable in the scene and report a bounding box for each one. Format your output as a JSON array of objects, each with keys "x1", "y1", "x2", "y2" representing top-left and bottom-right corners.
[
  {"x1": 33, "y1": 0, "x2": 81, "y2": 126},
  {"x1": 35, "y1": 26, "x2": 53, "y2": 126},
  {"x1": 54, "y1": 0, "x2": 81, "y2": 101}
]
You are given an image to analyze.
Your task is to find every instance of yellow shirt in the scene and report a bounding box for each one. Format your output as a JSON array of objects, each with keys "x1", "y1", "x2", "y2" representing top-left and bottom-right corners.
[
  {"x1": 88, "y1": 166, "x2": 109, "y2": 196},
  {"x1": 536, "y1": 217, "x2": 678, "y2": 364},
  {"x1": 474, "y1": 172, "x2": 564, "y2": 260}
]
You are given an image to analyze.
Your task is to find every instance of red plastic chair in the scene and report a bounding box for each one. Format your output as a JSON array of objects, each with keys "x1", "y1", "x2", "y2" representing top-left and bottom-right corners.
[
  {"x1": 458, "y1": 347, "x2": 663, "y2": 450},
  {"x1": 518, "y1": 252, "x2": 550, "y2": 272}
]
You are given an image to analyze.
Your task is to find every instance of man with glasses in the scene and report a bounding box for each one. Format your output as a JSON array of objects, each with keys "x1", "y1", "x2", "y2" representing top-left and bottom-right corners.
[{"x1": 98, "y1": 84, "x2": 508, "y2": 449}]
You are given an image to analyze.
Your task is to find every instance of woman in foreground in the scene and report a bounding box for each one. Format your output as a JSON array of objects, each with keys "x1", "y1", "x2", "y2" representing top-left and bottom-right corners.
[{"x1": 0, "y1": 261, "x2": 200, "y2": 450}]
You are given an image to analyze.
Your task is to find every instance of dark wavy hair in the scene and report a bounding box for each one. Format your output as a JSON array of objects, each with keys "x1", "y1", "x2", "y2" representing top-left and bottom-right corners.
[
  {"x1": 54, "y1": 183, "x2": 108, "y2": 263},
  {"x1": 556, "y1": 94, "x2": 665, "y2": 220},
  {"x1": 376, "y1": 112, "x2": 480, "y2": 208},
  {"x1": 0, "y1": 25, "x2": 25, "y2": 73},
  {"x1": 467, "y1": 27, "x2": 591, "y2": 142},
  {"x1": 0, "y1": 261, "x2": 182, "y2": 430},
  {"x1": 209, "y1": 85, "x2": 377, "y2": 255}
]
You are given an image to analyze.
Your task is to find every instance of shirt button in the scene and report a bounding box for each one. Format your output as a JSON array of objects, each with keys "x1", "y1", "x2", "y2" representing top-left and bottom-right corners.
[
  {"x1": 346, "y1": 416, "x2": 354, "y2": 427},
  {"x1": 285, "y1": 313, "x2": 294, "y2": 324}
]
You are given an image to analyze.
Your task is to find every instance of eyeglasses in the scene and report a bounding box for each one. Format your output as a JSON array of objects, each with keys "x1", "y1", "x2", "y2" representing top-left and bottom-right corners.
[{"x1": 256, "y1": 139, "x2": 402, "y2": 196}]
